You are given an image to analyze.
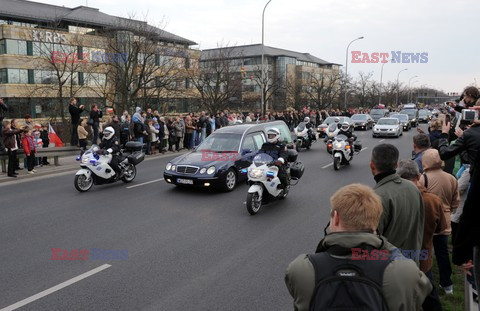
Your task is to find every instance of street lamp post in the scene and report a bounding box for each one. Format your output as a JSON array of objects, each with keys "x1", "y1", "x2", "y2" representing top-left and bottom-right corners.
[
  {"x1": 344, "y1": 36, "x2": 364, "y2": 111},
  {"x1": 378, "y1": 59, "x2": 391, "y2": 106},
  {"x1": 407, "y1": 75, "x2": 418, "y2": 102},
  {"x1": 396, "y1": 68, "x2": 408, "y2": 106},
  {"x1": 409, "y1": 79, "x2": 419, "y2": 103},
  {"x1": 261, "y1": 0, "x2": 272, "y2": 117}
]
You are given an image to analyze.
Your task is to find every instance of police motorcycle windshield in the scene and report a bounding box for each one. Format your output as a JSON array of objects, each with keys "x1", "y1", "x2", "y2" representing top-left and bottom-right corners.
[
  {"x1": 85, "y1": 144, "x2": 100, "y2": 154},
  {"x1": 253, "y1": 153, "x2": 274, "y2": 167},
  {"x1": 296, "y1": 122, "x2": 306, "y2": 131},
  {"x1": 335, "y1": 134, "x2": 348, "y2": 141},
  {"x1": 328, "y1": 123, "x2": 338, "y2": 131}
]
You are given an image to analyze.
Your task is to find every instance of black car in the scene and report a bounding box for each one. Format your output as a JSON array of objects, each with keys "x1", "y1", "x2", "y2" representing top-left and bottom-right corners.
[
  {"x1": 400, "y1": 109, "x2": 419, "y2": 127},
  {"x1": 350, "y1": 114, "x2": 374, "y2": 130},
  {"x1": 390, "y1": 113, "x2": 411, "y2": 131},
  {"x1": 418, "y1": 109, "x2": 430, "y2": 123},
  {"x1": 370, "y1": 109, "x2": 389, "y2": 123},
  {"x1": 164, "y1": 121, "x2": 294, "y2": 191}
]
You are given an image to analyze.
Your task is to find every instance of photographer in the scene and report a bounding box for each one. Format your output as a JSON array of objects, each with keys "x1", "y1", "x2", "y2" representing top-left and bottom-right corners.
[
  {"x1": 447, "y1": 86, "x2": 480, "y2": 115},
  {"x1": 439, "y1": 100, "x2": 480, "y2": 174}
]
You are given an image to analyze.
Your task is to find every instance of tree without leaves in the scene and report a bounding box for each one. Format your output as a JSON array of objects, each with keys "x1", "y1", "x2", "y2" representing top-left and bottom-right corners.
[
  {"x1": 187, "y1": 45, "x2": 243, "y2": 113},
  {"x1": 104, "y1": 15, "x2": 186, "y2": 114}
]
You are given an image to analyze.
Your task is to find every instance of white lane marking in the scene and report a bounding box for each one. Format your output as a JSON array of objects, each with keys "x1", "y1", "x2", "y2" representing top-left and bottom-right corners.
[
  {"x1": 322, "y1": 163, "x2": 333, "y2": 169},
  {"x1": 361, "y1": 147, "x2": 369, "y2": 152},
  {"x1": 126, "y1": 178, "x2": 164, "y2": 189},
  {"x1": 0, "y1": 264, "x2": 111, "y2": 311},
  {"x1": 379, "y1": 139, "x2": 385, "y2": 142}
]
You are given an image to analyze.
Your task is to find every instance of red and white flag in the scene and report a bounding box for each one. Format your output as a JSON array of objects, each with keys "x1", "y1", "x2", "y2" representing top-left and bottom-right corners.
[{"x1": 48, "y1": 123, "x2": 64, "y2": 147}]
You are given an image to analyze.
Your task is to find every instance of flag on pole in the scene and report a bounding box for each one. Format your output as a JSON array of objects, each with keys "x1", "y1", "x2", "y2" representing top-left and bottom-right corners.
[{"x1": 48, "y1": 123, "x2": 64, "y2": 147}]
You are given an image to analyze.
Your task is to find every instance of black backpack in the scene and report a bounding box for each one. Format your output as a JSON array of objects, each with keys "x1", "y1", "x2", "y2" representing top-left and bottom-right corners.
[{"x1": 307, "y1": 247, "x2": 391, "y2": 311}]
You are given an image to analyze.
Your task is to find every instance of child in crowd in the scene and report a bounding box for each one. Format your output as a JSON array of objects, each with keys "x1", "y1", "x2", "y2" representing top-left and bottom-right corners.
[
  {"x1": 21, "y1": 128, "x2": 36, "y2": 174},
  {"x1": 77, "y1": 118, "x2": 89, "y2": 155},
  {"x1": 33, "y1": 124, "x2": 43, "y2": 167}
]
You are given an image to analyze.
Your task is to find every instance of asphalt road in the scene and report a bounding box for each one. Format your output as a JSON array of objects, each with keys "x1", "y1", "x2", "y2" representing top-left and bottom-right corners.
[{"x1": 0, "y1": 125, "x2": 425, "y2": 311}]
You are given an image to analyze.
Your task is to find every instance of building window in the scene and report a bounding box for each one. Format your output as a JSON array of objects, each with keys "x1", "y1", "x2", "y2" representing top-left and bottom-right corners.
[
  {"x1": 0, "y1": 40, "x2": 5, "y2": 54},
  {"x1": 34, "y1": 70, "x2": 56, "y2": 84},
  {"x1": 4, "y1": 69, "x2": 29, "y2": 84},
  {"x1": 0, "y1": 69, "x2": 7, "y2": 83},
  {"x1": 3, "y1": 39, "x2": 27, "y2": 55}
]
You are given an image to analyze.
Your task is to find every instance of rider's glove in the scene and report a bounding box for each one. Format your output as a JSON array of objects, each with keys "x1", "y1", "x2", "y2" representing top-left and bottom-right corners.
[{"x1": 107, "y1": 148, "x2": 113, "y2": 154}]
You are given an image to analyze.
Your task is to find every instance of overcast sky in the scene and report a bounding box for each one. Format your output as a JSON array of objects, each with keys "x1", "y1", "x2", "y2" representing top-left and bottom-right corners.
[{"x1": 37, "y1": 0, "x2": 479, "y2": 93}]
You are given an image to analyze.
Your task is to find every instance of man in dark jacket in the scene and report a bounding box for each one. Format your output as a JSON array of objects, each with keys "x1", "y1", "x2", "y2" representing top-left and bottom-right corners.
[
  {"x1": 0, "y1": 98, "x2": 8, "y2": 153},
  {"x1": 259, "y1": 128, "x2": 289, "y2": 189},
  {"x1": 98, "y1": 126, "x2": 121, "y2": 176},
  {"x1": 371, "y1": 144, "x2": 425, "y2": 258},
  {"x1": 2, "y1": 120, "x2": 23, "y2": 177},
  {"x1": 68, "y1": 98, "x2": 84, "y2": 146}
]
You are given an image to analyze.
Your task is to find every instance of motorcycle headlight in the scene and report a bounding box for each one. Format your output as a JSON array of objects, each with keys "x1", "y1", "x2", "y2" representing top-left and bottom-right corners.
[
  {"x1": 199, "y1": 167, "x2": 206, "y2": 174},
  {"x1": 81, "y1": 157, "x2": 88, "y2": 164},
  {"x1": 206, "y1": 166, "x2": 216, "y2": 175},
  {"x1": 335, "y1": 142, "x2": 343, "y2": 149},
  {"x1": 249, "y1": 168, "x2": 264, "y2": 179},
  {"x1": 166, "y1": 163, "x2": 172, "y2": 170}
]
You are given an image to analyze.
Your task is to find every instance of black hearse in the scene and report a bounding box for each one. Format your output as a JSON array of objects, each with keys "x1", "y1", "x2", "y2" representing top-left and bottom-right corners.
[{"x1": 164, "y1": 121, "x2": 297, "y2": 191}]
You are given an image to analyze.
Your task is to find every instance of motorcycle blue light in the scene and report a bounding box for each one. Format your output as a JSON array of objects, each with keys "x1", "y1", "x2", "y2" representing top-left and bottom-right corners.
[
  {"x1": 89, "y1": 159, "x2": 97, "y2": 165},
  {"x1": 240, "y1": 168, "x2": 248, "y2": 174},
  {"x1": 266, "y1": 171, "x2": 275, "y2": 178},
  {"x1": 75, "y1": 156, "x2": 81, "y2": 161},
  {"x1": 94, "y1": 154, "x2": 100, "y2": 160}
]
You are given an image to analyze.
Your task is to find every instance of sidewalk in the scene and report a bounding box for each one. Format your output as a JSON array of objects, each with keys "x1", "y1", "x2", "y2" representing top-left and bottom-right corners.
[{"x1": 0, "y1": 149, "x2": 188, "y2": 184}]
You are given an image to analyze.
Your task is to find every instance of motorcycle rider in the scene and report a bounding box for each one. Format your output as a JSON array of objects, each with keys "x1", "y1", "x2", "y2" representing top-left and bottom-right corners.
[
  {"x1": 337, "y1": 121, "x2": 356, "y2": 156},
  {"x1": 98, "y1": 126, "x2": 122, "y2": 178},
  {"x1": 259, "y1": 128, "x2": 289, "y2": 189},
  {"x1": 304, "y1": 117, "x2": 316, "y2": 142}
]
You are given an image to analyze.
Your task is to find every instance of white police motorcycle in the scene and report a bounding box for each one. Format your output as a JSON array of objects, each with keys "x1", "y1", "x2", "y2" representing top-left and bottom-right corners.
[
  {"x1": 242, "y1": 152, "x2": 304, "y2": 215},
  {"x1": 294, "y1": 121, "x2": 314, "y2": 151},
  {"x1": 74, "y1": 141, "x2": 144, "y2": 192},
  {"x1": 325, "y1": 123, "x2": 340, "y2": 154},
  {"x1": 331, "y1": 134, "x2": 361, "y2": 170}
]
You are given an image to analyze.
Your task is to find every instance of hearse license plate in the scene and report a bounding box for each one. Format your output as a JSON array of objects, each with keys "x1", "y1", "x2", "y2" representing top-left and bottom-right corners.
[{"x1": 177, "y1": 178, "x2": 193, "y2": 185}]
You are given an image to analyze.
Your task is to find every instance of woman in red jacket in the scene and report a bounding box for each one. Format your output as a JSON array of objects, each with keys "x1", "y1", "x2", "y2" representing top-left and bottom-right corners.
[{"x1": 22, "y1": 128, "x2": 36, "y2": 174}]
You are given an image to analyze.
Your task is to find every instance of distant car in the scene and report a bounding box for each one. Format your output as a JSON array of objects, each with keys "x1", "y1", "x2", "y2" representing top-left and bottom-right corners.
[
  {"x1": 163, "y1": 121, "x2": 294, "y2": 192},
  {"x1": 369, "y1": 108, "x2": 389, "y2": 123},
  {"x1": 372, "y1": 118, "x2": 403, "y2": 138},
  {"x1": 350, "y1": 114, "x2": 374, "y2": 130},
  {"x1": 418, "y1": 109, "x2": 430, "y2": 123},
  {"x1": 390, "y1": 113, "x2": 411, "y2": 131},
  {"x1": 400, "y1": 109, "x2": 419, "y2": 127},
  {"x1": 317, "y1": 116, "x2": 354, "y2": 137}
]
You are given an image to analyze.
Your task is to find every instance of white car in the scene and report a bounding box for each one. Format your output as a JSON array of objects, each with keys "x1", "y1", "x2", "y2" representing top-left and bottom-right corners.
[{"x1": 372, "y1": 118, "x2": 403, "y2": 138}]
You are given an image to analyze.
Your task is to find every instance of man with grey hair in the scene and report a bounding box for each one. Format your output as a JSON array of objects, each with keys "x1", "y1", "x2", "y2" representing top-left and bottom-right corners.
[
  {"x1": 398, "y1": 159, "x2": 447, "y2": 310},
  {"x1": 412, "y1": 133, "x2": 431, "y2": 173}
]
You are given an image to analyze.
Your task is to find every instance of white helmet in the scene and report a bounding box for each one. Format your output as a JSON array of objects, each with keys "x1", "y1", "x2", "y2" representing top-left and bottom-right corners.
[
  {"x1": 341, "y1": 122, "x2": 350, "y2": 131},
  {"x1": 304, "y1": 117, "x2": 310, "y2": 123},
  {"x1": 334, "y1": 117, "x2": 340, "y2": 123},
  {"x1": 103, "y1": 126, "x2": 115, "y2": 140},
  {"x1": 267, "y1": 128, "x2": 280, "y2": 143}
]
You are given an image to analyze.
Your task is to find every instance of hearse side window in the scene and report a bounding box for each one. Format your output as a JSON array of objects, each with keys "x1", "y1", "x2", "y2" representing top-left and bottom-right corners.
[
  {"x1": 242, "y1": 135, "x2": 256, "y2": 152},
  {"x1": 252, "y1": 133, "x2": 265, "y2": 149}
]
